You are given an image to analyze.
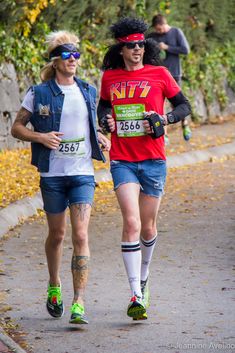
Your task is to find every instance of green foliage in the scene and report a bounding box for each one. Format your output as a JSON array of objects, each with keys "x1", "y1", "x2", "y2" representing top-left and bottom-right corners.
[
  {"x1": 182, "y1": 42, "x2": 235, "y2": 114},
  {"x1": 42, "y1": 0, "x2": 137, "y2": 42},
  {"x1": 0, "y1": 21, "x2": 50, "y2": 88},
  {"x1": 79, "y1": 39, "x2": 108, "y2": 84},
  {"x1": 0, "y1": 0, "x2": 235, "y2": 121},
  {"x1": 0, "y1": 0, "x2": 55, "y2": 87},
  {"x1": 135, "y1": 0, "x2": 146, "y2": 18}
]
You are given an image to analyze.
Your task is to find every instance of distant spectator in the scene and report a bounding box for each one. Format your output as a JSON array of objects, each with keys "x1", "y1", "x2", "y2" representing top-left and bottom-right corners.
[{"x1": 147, "y1": 14, "x2": 192, "y2": 142}]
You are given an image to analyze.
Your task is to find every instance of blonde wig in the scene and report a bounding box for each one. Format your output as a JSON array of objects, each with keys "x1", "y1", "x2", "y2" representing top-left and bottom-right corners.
[{"x1": 40, "y1": 30, "x2": 79, "y2": 82}]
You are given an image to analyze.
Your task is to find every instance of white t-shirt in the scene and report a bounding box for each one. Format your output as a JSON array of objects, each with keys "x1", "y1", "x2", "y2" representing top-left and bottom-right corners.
[{"x1": 22, "y1": 82, "x2": 94, "y2": 177}]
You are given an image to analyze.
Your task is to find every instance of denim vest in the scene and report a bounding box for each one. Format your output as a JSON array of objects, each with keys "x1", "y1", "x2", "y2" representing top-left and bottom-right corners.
[{"x1": 29, "y1": 77, "x2": 105, "y2": 172}]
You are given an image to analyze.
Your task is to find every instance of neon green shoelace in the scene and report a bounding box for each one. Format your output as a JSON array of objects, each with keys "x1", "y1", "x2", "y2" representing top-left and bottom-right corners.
[
  {"x1": 48, "y1": 286, "x2": 62, "y2": 304},
  {"x1": 70, "y1": 303, "x2": 85, "y2": 315}
]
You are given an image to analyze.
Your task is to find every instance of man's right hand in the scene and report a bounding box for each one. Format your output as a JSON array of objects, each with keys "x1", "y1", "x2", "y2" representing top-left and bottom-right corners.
[
  {"x1": 159, "y1": 42, "x2": 168, "y2": 51},
  {"x1": 40, "y1": 131, "x2": 64, "y2": 149}
]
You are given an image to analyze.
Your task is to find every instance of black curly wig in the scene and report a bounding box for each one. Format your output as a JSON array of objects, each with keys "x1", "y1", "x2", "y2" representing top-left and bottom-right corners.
[
  {"x1": 101, "y1": 17, "x2": 162, "y2": 70},
  {"x1": 110, "y1": 17, "x2": 148, "y2": 38}
]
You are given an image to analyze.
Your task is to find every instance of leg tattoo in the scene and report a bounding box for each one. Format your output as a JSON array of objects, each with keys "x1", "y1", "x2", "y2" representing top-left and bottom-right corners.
[
  {"x1": 71, "y1": 255, "x2": 90, "y2": 301},
  {"x1": 73, "y1": 204, "x2": 91, "y2": 221}
]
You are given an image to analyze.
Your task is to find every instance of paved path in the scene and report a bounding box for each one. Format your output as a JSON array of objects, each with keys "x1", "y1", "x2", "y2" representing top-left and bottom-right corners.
[
  {"x1": 1, "y1": 156, "x2": 235, "y2": 353},
  {"x1": 0, "y1": 119, "x2": 235, "y2": 352}
]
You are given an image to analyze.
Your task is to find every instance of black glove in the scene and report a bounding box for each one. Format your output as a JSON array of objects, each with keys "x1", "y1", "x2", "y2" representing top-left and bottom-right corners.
[{"x1": 144, "y1": 113, "x2": 165, "y2": 139}]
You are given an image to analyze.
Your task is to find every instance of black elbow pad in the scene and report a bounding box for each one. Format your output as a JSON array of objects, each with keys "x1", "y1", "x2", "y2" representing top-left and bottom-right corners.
[{"x1": 167, "y1": 91, "x2": 192, "y2": 124}]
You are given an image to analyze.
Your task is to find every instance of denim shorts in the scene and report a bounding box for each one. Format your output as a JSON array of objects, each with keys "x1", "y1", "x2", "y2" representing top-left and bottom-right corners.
[
  {"x1": 40, "y1": 175, "x2": 95, "y2": 214},
  {"x1": 110, "y1": 159, "x2": 167, "y2": 197}
]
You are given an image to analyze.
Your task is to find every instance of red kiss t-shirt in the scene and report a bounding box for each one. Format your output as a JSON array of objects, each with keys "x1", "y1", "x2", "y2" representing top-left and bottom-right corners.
[{"x1": 100, "y1": 65, "x2": 180, "y2": 161}]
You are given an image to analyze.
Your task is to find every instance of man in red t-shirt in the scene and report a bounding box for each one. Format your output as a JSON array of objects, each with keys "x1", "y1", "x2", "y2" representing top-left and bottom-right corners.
[{"x1": 98, "y1": 17, "x2": 191, "y2": 321}]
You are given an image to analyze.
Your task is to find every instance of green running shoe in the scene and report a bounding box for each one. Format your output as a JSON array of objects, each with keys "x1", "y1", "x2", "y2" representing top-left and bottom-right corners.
[
  {"x1": 183, "y1": 124, "x2": 192, "y2": 141},
  {"x1": 127, "y1": 295, "x2": 147, "y2": 320},
  {"x1": 141, "y1": 278, "x2": 150, "y2": 308},
  {"x1": 46, "y1": 284, "x2": 64, "y2": 318},
  {"x1": 133, "y1": 312, "x2": 148, "y2": 321},
  {"x1": 69, "y1": 303, "x2": 88, "y2": 324}
]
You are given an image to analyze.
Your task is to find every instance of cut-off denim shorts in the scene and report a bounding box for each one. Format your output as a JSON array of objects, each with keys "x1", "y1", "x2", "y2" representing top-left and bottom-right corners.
[
  {"x1": 40, "y1": 175, "x2": 96, "y2": 214},
  {"x1": 110, "y1": 159, "x2": 167, "y2": 198}
]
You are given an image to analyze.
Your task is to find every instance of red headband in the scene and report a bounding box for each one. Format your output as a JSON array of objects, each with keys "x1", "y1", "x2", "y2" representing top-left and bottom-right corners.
[{"x1": 117, "y1": 33, "x2": 145, "y2": 43}]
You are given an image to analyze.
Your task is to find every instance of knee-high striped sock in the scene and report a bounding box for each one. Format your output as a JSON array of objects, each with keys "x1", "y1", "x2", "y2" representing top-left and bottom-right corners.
[
  {"x1": 121, "y1": 241, "x2": 142, "y2": 298},
  {"x1": 140, "y1": 235, "x2": 158, "y2": 281}
]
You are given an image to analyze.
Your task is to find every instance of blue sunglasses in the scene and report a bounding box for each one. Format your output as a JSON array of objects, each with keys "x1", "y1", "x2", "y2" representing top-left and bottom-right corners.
[{"x1": 61, "y1": 51, "x2": 80, "y2": 60}]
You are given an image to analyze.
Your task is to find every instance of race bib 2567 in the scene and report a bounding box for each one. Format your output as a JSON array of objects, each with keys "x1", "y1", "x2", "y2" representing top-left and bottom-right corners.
[{"x1": 55, "y1": 137, "x2": 85, "y2": 158}]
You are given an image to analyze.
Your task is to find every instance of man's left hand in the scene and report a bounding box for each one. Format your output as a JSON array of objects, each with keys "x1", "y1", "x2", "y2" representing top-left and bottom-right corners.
[
  {"x1": 143, "y1": 111, "x2": 167, "y2": 133},
  {"x1": 143, "y1": 111, "x2": 167, "y2": 138}
]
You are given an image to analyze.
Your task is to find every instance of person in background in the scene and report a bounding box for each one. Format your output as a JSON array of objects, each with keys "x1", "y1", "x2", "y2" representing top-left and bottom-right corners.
[
  {"x1": 98, "y1": 17, "x2": 191, "y2": 320},
  {"x1": 11, "y1": 30, "x2": 110, "y2": 325},
  {"x1": 147, "y1": 14, "x2": 192, "y2": 143}
]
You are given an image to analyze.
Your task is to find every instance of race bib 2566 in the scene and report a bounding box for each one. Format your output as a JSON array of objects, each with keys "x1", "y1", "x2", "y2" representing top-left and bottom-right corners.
[{"x1": 114, "y1": 104, "x2": 146, "y2": 137}]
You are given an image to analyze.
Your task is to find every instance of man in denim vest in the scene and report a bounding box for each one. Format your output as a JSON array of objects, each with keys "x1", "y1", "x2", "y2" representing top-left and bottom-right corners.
[{"x1": 11, "y1": 30, "x2": 110, "y2": 324}]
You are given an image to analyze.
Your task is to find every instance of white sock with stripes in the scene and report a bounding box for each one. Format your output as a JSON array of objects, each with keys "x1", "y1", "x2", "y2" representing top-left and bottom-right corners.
[
  {"x1": 121, "y1": 240, "x2": 142, "y2": 297},
  {"x1": 140, "y1": 235, "x2": 158, "y2": 281}
]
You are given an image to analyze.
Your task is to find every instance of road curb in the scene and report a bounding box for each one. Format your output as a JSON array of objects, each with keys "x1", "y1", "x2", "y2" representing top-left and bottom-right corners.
[
  {"x1": 0, "y1": 328, "x2": 27, "y2": 353},
  {"x1": 0, "y1": 193, "x2": 43, "y2": 238},
  {"x1": 167, "y1": 140, "x2": 235, "y2": 168}
]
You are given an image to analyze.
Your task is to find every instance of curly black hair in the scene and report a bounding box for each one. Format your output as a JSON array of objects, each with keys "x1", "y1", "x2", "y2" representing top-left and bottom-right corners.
[
  {"x1": 110, "y1": 17, "x2": 148, "y2": 38},
  {"x1": 101, "y1": 17, "x2": 162, "y2": 70}
]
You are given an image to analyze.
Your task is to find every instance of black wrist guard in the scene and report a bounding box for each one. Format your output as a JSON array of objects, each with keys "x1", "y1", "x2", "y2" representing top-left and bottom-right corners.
[
  {"x1": 166, "y1": 112, "x2": 178, "y2": 124},
  {"x1": 144, "y1": 113, "x2": 165, "y2": 139}
]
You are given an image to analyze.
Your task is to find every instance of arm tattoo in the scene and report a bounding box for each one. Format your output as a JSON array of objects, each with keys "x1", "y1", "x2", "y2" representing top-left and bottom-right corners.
[{"x1": 14, "y1": 107, "x2": 32, "y2": 126}]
